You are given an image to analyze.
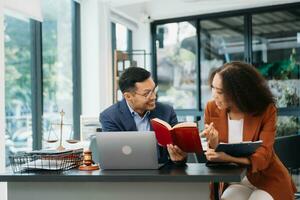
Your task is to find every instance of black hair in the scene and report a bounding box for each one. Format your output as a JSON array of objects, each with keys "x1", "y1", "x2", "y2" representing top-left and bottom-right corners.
[
  {"x1": 209, "y1": 61, "x2": 275, "y2": 115},
  {"x1": 118, "y1": 67, "x2": 151, "y2": 93}
]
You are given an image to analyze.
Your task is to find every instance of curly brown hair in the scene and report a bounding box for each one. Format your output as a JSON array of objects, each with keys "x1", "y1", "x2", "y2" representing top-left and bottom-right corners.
[{"x1": 209, "y1": 61, "x2": 275, "y2": 115}]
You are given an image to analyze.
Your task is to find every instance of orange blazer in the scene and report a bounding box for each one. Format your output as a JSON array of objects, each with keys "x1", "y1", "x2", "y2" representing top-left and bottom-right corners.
[{"x1": 204, "y1": 100, "x2": 297, "y2": 200}]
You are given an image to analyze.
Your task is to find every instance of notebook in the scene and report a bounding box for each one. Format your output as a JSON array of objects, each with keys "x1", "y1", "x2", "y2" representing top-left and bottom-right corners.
[
  {"x1": 215, "y1": 140, "x2": 262, "y2": 157},
  {"x1": 206, "y1": 140, "x2": 262, "y2": 168}
]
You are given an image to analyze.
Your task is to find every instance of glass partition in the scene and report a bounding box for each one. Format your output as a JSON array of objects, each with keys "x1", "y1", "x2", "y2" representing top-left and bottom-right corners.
[
  {"x1": 200, "y1": 16, "x2": 245, "y2": 109},
  {"x1": 156, "y1": 21, "x2": 197, "y2": 109},
  {"x1": 41, "y1": 0, "x2": 74, "y2": 146},
  {"x1": 252, "y1": 10, "x2": 300, "y2": 108},
  {"x1": 253, "y1": 10, "x2": 300, "y2": 137},
  {"x1": 152, "y1": 6, "x2": 300, "y2": 140}
]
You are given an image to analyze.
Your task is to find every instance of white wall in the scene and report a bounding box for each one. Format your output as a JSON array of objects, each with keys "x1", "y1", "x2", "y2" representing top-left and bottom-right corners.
[
  {"x1": 110, "y1": 6, "x2": 152, "y2": 71},
  {"x1": 81, "y1": 0, "x2": 113, "y2": 116},
  {"x1": 3, "y1": 0, "x2": 42, "y2": 21},
  {"x1": 132, "y1": 22, "x2": 151, "y2": 71}
]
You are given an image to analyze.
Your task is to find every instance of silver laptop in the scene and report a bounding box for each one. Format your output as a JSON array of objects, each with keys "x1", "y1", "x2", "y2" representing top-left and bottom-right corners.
[{"x1": 96, "y1": 131, "x2": 163, "y2": 170}]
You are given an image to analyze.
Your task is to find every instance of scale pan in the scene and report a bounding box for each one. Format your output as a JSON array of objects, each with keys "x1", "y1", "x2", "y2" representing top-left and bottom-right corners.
[
  {"x1": 66, "y1": 139, "x2": 79, "y2": 144},
  {"x1": 46, "y1": 139, "x2": 58, "y2": 143}
]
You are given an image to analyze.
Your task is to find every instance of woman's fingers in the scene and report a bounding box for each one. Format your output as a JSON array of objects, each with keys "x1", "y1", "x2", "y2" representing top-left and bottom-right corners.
[
  {"x1": 202, "y1": 123, "x2": 214, "y2": 138},
  {"x1": 205, "y1": 150, "x2": 229, "y2": 162},
  {"x1": 208, "y1": 122, "x2": 214, "y2": 131},
  {"x1": 204, "y1": 122, "x2": 213, "y2": 131},
  {"x1": 205, "y1": 150, "x2": 219, "y2": 161},
  {"x1": 205, "y1": 148, "x2": 217, "y2": 159},
  {"x1": 205, "y1": 148, "x2": 215, "y2": 154},
  {"x1": 200, "y1": 129, "x2": 210, "y2": 138},
  {"x1": 205, "y1": 153, "x2": 217, "y2": 160},
  {"x1": 209, "y1": 126, "x2": 218, "y2": 139}
]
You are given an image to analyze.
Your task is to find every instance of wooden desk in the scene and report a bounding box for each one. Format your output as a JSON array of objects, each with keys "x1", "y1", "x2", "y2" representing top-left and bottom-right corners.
[{"x1": 0, "y1": 163, "x2": 246, "y2": 200}]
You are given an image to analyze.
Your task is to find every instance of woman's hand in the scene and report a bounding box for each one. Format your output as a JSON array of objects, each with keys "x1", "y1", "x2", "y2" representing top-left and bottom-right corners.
[
  {"x1": 201, "y1": 122, "x2": 219, "y2": 149},
  {"x1": 205, "y1": 148, "x2": 231, "y2": 162},
  {"x1": 167, "y1": 144, "x2": 187, "y2": 162},
  {"x1": 205, "y1": 148, "x2": 251, "y2": 165}
]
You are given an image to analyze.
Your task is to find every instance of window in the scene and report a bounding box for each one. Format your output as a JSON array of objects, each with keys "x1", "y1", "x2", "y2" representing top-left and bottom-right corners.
[
  {"x1": 116, "y1": 23, "x2": 129, "y2": 51},
  {"x1": 252, "y1": 10, "x2": 300, "y2": 108},
  {"x1": 252, "y1": 9, "x2": 300, "y2": 136},
  {"x1": 4, "y1": 15, "x2": 33, "y2": 162},
  {"x1": 155, "y1": 21, "x2": 197, "y2": 110},
  {"x1": 200, "y1": 16, "x2": 245, "y2": 109},
  {"x1": 42, "y1": 0, "x2": 74, "y2": 146},
  {"x1": 111, "y1": 22, "x2": 133, "y2": 102},
  {"x1": 277, "y1": 116, "x2": 300, "y2": 137},
  {"x1": 152, "y1": 4, "x2": 300, "y2": 136},
  {"x1": 111, "y1": 22, "x2": 133, "y2": 53},
  {"x1": 4, "y1": 0, "x2": 81, "y2": 164}
]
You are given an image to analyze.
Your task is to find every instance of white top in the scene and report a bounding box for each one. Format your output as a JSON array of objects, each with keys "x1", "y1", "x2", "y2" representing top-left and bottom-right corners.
[{"x1": 228, "y1": 115, "x2": 244, "y2": 143}]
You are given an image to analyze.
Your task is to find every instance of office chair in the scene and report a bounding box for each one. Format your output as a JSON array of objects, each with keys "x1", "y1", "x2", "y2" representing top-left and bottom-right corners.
[{"x1": 274, "y1": 134, "x2": 300, "y2": 199}]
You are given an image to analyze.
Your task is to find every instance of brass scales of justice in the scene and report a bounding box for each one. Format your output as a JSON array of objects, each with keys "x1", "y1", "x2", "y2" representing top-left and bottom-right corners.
[
  {"x1": 46, "y1": 110, "x2": 99, "y2": 170},
  {"x1": 45, "y1": 110, "x2": 79, "y2": 150}
]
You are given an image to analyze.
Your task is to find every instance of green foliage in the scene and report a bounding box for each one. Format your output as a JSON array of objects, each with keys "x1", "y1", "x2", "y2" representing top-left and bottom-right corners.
[
  {"x1": 4, "y1": 16, "x2": 60, "y2": 114},
  {"x1": 257, "y1": 48, "x2": 299, "y2": 80},
  {"x1": 276, "y1": 116, "x2": 300, "y2": 137},
  {"x1": 257, "y1": 49, "x2": 300, "y2": 137},
  {"x1": 42, "y1": 20, "x2": 59, "y2": 106},
  {"x1": 4, "y1": 16, "x2": 31, "y2": 111}
]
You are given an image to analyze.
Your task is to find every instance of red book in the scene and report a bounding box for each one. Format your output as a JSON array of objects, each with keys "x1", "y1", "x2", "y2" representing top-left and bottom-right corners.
[{"x1": 150, "y1": 118, "x2": 203, "y2": 154}]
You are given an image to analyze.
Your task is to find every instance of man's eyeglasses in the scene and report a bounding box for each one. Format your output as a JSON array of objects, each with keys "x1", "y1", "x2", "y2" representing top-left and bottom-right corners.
[{"x1": 134, "y1": 86, "x2": 158, "y2": 99}]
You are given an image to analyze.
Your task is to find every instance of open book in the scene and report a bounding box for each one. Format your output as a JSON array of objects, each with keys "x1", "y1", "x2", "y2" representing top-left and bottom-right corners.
[
  {"x1": 215, "y1": 140, "x2": 262, "y2": 157},
  {"x1": 150, "y1": 118, "x2": 202, "y2": 154}
]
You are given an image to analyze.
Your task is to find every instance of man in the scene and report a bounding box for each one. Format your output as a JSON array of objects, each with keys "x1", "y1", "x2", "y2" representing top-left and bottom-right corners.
[{"x1": 100, "y1": 67, "x2": 186, "y2": 163}]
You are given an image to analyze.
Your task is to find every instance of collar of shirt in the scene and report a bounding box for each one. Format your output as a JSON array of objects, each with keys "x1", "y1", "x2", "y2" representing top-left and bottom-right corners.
[
  {"x1": 125, "y1": 100, "x2": 151, "y2": 131},
  {"x1": 125, "y1": 100, "x2": 150, "y2": 120}
]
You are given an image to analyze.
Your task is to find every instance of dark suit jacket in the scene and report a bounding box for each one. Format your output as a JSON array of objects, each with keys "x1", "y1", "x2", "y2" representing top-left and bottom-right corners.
[{"x1": 99, "y1": 99, "x2": 178, "y2": 163}]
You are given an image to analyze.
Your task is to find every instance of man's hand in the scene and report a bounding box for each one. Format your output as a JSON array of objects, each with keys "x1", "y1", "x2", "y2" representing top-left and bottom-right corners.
[{"x1": 167, "y1": 144, "x2": 187, "y2": 162}]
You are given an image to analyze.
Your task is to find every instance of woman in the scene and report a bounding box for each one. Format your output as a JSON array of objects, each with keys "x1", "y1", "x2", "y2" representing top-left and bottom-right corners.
[{"x1": 202, "y1": 61, "x2": 296, "y2": 200}]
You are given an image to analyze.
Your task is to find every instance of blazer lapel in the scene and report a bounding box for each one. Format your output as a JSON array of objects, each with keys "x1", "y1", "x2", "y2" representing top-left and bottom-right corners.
[
  {"x1": 243, "y1": 114, "x2": 261, "y2": 142},
  {"x1": 148, "y1": 110, "x2": 158, "y2": 131},
  {"x1": 119, "y1": 99, "x2": 137, "y2": 131},
  {"x1": 209, "y1": 104, "x2": 261, "y2": 143}
]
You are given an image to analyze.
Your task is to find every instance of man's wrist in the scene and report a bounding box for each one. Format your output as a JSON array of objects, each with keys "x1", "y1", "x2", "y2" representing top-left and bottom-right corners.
[{"x1": 172, "y1": 157, "x2": 187, "y2": 165}]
